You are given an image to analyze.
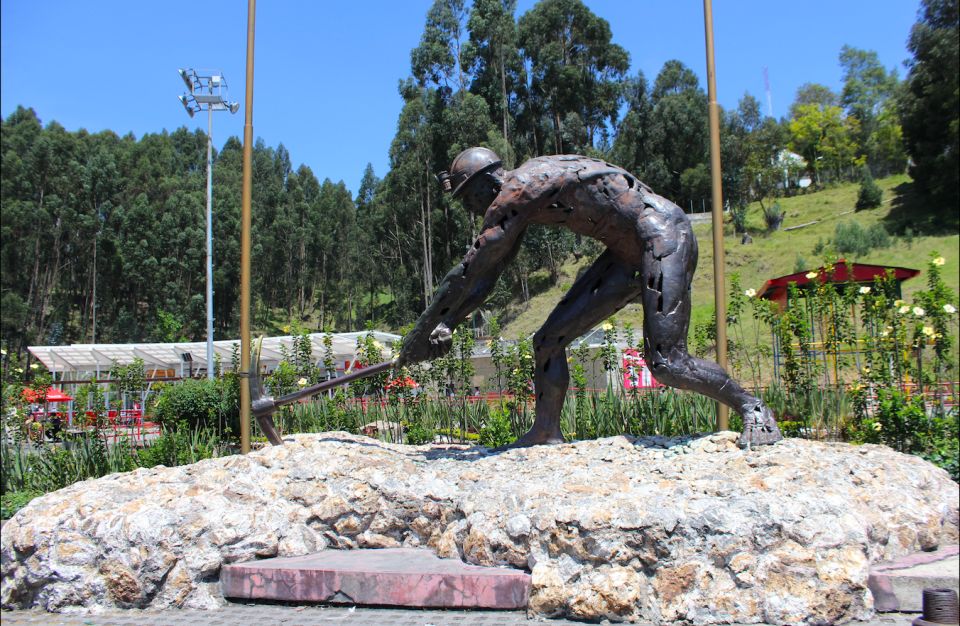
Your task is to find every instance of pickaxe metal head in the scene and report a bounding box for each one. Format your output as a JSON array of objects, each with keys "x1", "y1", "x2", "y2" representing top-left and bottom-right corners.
[
  {"x1": 250, "y1": 336, "x2": 285, "y2": 445},
  {"x1": 248, "y1": 336, "x2": 397, "y2": 446}
]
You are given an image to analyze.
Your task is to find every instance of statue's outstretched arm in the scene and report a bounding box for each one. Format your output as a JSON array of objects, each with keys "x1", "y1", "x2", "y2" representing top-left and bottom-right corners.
[{"x1": 399, "y1": 207, "x2": 527, "y2": 364}]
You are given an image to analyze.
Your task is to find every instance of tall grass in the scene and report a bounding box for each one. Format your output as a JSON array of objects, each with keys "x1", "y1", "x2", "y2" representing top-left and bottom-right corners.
[{"x1": 266, "y1": 386, "x2": 718, "y2": 445}]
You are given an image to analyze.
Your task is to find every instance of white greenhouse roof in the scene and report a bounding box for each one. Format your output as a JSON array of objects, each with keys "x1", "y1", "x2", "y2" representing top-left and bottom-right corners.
[{"x1": 28, "y1": 331, "x2": 401, "y2": 376}]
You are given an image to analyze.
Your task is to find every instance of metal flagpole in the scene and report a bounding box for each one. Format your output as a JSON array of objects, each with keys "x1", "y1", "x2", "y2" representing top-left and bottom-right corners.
[
  {"x1": 703, "y1": 0, "x2": 730, "y2": 431},
  {"x1": 240, "y1": 0, "x2": 256, "y2": 453}
]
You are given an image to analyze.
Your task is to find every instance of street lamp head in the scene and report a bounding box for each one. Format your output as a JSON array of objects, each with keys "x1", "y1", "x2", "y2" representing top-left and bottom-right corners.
[
  {"x1": 229, "y1": 102, "x2": 240, "y2": 114},
  {"x1": 178, "y1": 68, "x2": 194, "y2": 92},
  {"x1": 178, "y1": 95, "x2": 195, "y2": 118}
]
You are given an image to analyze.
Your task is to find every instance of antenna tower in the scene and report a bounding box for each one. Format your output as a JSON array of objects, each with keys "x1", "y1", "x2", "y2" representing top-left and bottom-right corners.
[{"x1": 763, "y1": 67, "x2": 773, "y2": 118}]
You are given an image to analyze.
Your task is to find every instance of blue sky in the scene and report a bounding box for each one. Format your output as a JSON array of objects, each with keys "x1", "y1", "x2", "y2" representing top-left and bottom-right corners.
[{"x1": 1, "y1": 1, "x2": 920, "y2": 196}]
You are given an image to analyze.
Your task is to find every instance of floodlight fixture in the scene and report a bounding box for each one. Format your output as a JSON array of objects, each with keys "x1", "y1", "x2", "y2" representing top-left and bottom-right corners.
[
  {"x1": 178, "y1": 94, "x2": 195, "y2": 118},
  {"x1": 178, "y1": 68, "x2": 194, "y2": 92},
  {"x1": 174, "y1": 67, "x2": 239, "y2": 379}
]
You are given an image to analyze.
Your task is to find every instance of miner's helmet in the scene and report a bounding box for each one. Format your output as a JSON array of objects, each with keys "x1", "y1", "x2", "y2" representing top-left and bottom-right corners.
[{"x1": 437, "y1": 147, "x2": 502, "y2": 198}]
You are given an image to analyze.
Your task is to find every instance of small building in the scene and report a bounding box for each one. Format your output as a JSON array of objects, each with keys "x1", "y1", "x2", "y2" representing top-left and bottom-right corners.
[
  {"x1": 756, "y1": 261, "x2": 920, "y2": 311},
  {"x1": 755, "y1": 261, "x2": 921, "y2": 384}
]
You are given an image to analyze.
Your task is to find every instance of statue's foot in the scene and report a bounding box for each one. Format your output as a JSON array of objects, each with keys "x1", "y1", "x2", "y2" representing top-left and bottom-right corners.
[
  {"x1": 737, "y1": 404, "x2": 783, "y2": 449},
  {"x1": 492, "y1": 430, "x2": 565, "y2": 451}
]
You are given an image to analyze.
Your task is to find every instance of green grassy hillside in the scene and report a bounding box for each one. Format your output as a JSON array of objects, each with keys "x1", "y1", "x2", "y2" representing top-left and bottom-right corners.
[{"x1": 501, "y1": 175, "x2": 960, "y2": 339}]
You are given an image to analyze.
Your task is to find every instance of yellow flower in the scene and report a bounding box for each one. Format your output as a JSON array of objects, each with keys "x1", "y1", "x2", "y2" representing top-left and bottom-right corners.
[
  {"x1": 859, "y1": 286, "x2": 871, "y2": 295},
  {"x1": 298, "y1": 377, "x2": 308, "y2": 386},
  {"x1": 945, "y1": 304, "x2": 957, "y2": 314},
  {"x1": 913, "y1": 306, "x2": 925, "y2": 317},
  {"x1": 872, "y1": 422, "x2": 882, "y2": 432},
  {"x1": 922, "y1": 326, "x2": 935, "y2": 337},
  {"x1": 894, "y1": 299, "x2": 906, "y2": 307},
  {"x1": 744, "y1": 288, "x2": 757, "y2": 298},
  {"x1": 898, "y1": 305, "x2": 911, "y2": 315},
  {"x1": 805, "y1": 271, "x2": 818, "y2": 279},
  {"x1": 601, "y1": 322, "x2": 614, "y2": 331},
  {"x1": 932, "y1": 257, "x2": 946, "y2": 266},
  {"x1": 373, "y1": 340, "x2": 384, "y2": 350}
]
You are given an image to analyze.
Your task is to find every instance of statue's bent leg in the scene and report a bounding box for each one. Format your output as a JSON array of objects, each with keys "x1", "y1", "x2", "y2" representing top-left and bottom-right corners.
[
  {"x1": 510, "y1": 250, "x2": 643, "y2": 448},
  {"x1": 640, "y1": 243, "x2": 782, "y2": 447}
]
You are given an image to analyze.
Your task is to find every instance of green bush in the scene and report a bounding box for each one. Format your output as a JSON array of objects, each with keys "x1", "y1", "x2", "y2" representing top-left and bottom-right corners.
[
  {"x1": 152, "y1": 376, "x2": 239, "y2": 435},
  {"x1": 763, "y1": 202, "x2": 784, "y2": 232},
  {"x1": 479, "y1": 407, "x2": 515, "y2": 448},
  {"x1": 1, "y1": 489, "x2": 42, "y2": 519},
  {"x1": 405, "y1": 420, "x2": 435, "y2": 445},
  {"x1": 136, "y1": 427, "x2": 221, "y2": 468},
  {"x1": 856, "y1": 168, "x2": 883, "y2": 210},
  {"x1": 834, "y1": 221, "x2": 890, "y2": 257},
  {"x1": 730, "y1": 204, "x2": 748, "y2": 234}
]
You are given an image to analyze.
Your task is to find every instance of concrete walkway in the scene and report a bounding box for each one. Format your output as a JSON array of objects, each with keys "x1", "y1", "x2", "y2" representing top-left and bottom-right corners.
[{"x1": 0, "y1": 604, "x2": 920, "y2": 626}]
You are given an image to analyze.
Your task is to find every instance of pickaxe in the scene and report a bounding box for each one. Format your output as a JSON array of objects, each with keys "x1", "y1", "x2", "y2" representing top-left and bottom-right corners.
[{"x1": 249, "y1": 337, "x2": 397, "y2": 445}]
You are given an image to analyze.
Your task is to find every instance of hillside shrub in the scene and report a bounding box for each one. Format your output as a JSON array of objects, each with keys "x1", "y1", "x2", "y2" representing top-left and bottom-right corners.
[
  {"x1": 856, "y1": 168, "x2": 884, "y2": 210},
  {"x1": 833, "y1": 221, "x2": 890, "y2": 257},
  {"x1": 763, "y1": 202, "x2": 784, "y2": 231},
  {"x1": 730, "y1": 205, "x2": 748, "y2": 234}
]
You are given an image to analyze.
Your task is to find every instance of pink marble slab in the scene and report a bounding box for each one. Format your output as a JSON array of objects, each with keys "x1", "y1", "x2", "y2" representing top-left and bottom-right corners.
[{"x1": 220, "y1": 548, "x2": 531, "y2": 609}]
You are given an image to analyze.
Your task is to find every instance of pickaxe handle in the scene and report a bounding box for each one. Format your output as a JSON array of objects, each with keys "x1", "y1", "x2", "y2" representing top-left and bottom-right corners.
[{"x1": 251, "y1": 356, "x2": 397, "y2": 445}]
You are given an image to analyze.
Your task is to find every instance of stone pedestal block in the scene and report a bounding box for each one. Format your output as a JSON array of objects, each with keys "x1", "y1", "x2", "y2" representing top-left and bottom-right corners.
[{"x1": 221, "y1": 548, "x2": 530, "y2": 608}]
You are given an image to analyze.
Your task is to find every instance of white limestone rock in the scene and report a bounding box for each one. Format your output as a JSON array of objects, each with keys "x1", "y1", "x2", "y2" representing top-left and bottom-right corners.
[{"x1": 1, "y1": 431, "x2": 957, "y2": 624}]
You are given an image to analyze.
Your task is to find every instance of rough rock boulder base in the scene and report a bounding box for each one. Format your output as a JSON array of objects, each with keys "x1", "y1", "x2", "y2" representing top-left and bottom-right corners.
[{"x1": 1, "y1": 432, "x2": 957, "y2": 624}]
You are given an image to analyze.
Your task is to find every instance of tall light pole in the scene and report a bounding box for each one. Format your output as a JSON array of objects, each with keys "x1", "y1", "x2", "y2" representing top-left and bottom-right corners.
[{"x1": 177, "y1": 68, "x2": 239, "y2": 379}]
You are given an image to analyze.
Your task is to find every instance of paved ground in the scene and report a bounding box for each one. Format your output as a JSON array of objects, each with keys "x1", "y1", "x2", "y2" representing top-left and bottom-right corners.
[{"x1": 0, "y1": 604, "x2": 919, "y2": 625}]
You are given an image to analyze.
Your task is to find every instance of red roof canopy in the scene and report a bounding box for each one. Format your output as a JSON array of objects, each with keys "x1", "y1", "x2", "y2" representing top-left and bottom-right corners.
[
  {"x1": 756, "y1": 261, "x2": 920, "y2": 309},
  {"x1": 21, "y1": 387, "x2": 74, "y2": 403}
]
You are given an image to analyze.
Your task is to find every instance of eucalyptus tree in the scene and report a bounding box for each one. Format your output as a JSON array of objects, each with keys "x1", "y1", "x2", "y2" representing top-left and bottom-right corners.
[
  {"x1": 899, "y1": 0, "x2": 959, "y2": 207},
  {"x1": 610, "y1": 71, "x2": 654, "y2": 176},
  {"x1": 462, "y1": 0, "x2": 524, "y2": 149},
  {"x1": 839, "y1": 46, "x2": 903, "y2": 175},
  {"x1": 646, "y1": 60, "x2": 709, "y2": 206},
  {"x1": 789, "y1": 83, "x2": 839, "y2": 120},
  {"x1": 517, "y1": 0, "x2": 629, "y2": 154}
]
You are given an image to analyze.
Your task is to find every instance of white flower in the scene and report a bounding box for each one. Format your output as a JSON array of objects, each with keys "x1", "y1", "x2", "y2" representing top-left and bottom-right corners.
[
  {"x1": 805, "y1": 271, "x2": 818, "y2": 279},
  {"x1": 922, "y1": 326, "x2": 935, "y2": 337},
  {"x1": 29, "y1": 363, "x2": 39, "y2": 370},
  {"x1": 899, "y1": 305, "x2": 911, "y2": 314},
  {"x1": 744, "y1": 288, "x2": 757, "y2": 298},
  {"x1": 373, "y1": 340, "x2": 384, "y2": 350},
  {"x1": 0, "y1": 348, "x2": 5, "y2": 356},
  {"x1": 859, "y1": 286, "x2": 871, "y2": 295},
  {"x1": 932, "y1": 257, "x2": 946, "y2": 266},
  {"x1": 945, "y1": 304, "x2": 957, "y2": 314},
  {"x1": 601, "y1": 322, "x2": 613, "y2": 331},
  {"x1": 913, "y1": 306, "x2": 925, "y2": 317},
  {"x1": 298, "y1": 377, "x2": 308, "y2": 386}
]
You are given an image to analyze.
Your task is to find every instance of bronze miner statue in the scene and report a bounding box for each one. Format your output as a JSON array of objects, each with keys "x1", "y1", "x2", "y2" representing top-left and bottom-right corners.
[{"x1": 396, "y1": 148, "x2": 782, "y2": 449}]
